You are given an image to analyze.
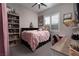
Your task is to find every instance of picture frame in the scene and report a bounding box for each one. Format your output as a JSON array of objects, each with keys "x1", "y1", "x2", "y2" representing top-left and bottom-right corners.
[
  {"x1": 63, "y1": 13, "x2": 72, "y2": 20},
  {"x1": 38, "y1": 15, "x2": 44, "y2": 27}
]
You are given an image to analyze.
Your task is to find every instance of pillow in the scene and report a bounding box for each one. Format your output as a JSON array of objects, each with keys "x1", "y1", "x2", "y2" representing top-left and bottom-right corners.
[
  {"x1": 38, "y1": 26, "x2": 45, "y2": 31},
  {"x1": 56, "y1": 34, "x2": 63, "y2": 40},
  {"x1": 38, "y1": 28, "x2": 42, "y2": 31},
  {"x1": 53, "y1": 35, "x2": 58, "y2": 43},
  {"x1": 42, "y1": 27, "x2": 45, "y2": 30},
  {"x1": 53, "y1": 34, "x2": 62, "y2": 43},
  {"x1": 55, "y1": 34, "x2": 60, "y2": 41}
]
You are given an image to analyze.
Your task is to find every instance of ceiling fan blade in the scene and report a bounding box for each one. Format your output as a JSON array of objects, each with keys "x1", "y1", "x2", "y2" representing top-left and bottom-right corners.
[
  {"x1": 41, "y1": 3, "x2": 47, "y2": 7},
  {"x1": 32, "y1": 3, "x2": 37, "y2": 7},
  {"x1": 38, "y1": 4, "x2": 40, "y2": 9}
]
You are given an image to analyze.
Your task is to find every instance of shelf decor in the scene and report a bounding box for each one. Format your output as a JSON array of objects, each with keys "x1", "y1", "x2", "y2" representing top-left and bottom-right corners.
[{"x1": 29, "y1": 22, "x2": 33, "y2": 28}]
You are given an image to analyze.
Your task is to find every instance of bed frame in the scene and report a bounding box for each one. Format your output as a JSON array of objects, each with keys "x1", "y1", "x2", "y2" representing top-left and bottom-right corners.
[{"x1": 20, "y1": 28, "x2": 51, "y2": 52}]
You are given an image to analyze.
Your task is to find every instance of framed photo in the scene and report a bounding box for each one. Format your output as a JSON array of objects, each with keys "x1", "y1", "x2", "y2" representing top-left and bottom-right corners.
[
  {"x1": 63, "y1": 13, "x2": 72, "y2": 20},
  {"x1": 38, "y1": 16, "x2": 44, "y2": 27}
]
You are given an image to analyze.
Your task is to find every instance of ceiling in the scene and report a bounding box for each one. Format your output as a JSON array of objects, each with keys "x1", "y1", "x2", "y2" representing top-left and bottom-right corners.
[{"x1": 20, "y1": 3, "x2": 57, "y2": 13}]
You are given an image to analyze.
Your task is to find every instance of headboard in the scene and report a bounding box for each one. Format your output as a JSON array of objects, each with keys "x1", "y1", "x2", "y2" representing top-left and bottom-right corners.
[{"x1": 21, "y1": 28, "x2": 39, "y2": 32}]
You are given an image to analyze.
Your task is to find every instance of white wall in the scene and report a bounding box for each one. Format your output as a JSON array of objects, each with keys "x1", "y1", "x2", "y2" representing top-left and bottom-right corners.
[
  {"x1": 7, "y1": 4, "x2": 38, "y2": 28},
  {"x1": 39, "y1": 3, "x2": 75, "y2": 37},
  {"x1": 7, "y1": 3, "x2": 75, "y2": 37}
]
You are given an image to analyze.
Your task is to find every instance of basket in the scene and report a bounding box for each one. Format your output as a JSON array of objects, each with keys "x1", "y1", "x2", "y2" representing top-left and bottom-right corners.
[{"x1": 69, "y1": 45, "x2": 79, "y2": 56}]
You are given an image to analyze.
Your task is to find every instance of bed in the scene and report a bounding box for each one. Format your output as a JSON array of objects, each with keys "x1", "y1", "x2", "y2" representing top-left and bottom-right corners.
[{"x1": 21, "y1": 28, "x2": 51, "y2": 51}]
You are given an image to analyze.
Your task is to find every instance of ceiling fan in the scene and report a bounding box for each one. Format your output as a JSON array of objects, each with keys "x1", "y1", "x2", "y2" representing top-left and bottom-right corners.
[{"x1": 32, "y1": 3, "x2": 47, "y2": 9}]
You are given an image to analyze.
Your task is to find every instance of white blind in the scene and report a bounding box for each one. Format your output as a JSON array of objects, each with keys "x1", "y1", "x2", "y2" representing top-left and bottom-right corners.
[
  {"x1": 44, "y1": 13, "x2": 60, "y2": 30},
  {"x1": 44, "y1": 16, "x2": 50, "y2": 25},
  {"x1": 51, "y1": 13, "x2": 60, "y2": 29},
  {"x1": 51, "y1": 13, "x2": 59, "y2": 25}
]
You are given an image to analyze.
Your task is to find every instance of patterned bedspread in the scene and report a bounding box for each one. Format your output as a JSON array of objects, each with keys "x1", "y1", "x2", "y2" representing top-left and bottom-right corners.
[{"x1": 21, "y1": 30, "x2": 50, "y2": 51}]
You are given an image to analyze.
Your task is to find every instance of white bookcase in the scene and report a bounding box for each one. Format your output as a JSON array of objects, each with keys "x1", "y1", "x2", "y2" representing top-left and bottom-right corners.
[{"x1": 8, "y1": 13, "x2": 19, "y2": 47}]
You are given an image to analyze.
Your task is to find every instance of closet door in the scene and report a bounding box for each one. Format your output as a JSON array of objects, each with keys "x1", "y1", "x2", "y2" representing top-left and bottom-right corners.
[{"x1": 0, "y1": 3, "x2": 9, "y2": 56}]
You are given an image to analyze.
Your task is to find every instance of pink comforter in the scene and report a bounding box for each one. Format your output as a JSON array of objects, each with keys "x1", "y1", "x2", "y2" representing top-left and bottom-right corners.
[{"x1": 21, "y1": 30, "x2": 50, "y2": 51}]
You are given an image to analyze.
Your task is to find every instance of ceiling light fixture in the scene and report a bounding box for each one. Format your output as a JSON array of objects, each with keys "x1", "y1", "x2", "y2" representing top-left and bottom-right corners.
[
  {"x1": 37, "y1": 3, "x2": 40, "y2": 4},
  {"x1": 32, "y1": 3, "x2": 47, "y2": 9}
]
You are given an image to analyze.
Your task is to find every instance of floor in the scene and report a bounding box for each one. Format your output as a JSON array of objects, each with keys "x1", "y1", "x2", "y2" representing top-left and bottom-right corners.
[{"x1": 10, "y1": 42, "x2": 66, "y2": 56}]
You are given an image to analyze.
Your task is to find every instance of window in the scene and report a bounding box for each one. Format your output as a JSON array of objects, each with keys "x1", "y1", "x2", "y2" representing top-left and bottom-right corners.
[
  {"x1": 44, "y1": 16, "x2": 50, "y2": 25},
  {"x1": 44, "y1": 13, "x2": 60, "y2": 30},
  {"x1": 51, "y1": 13, "x2": 60, "y2": 30}
]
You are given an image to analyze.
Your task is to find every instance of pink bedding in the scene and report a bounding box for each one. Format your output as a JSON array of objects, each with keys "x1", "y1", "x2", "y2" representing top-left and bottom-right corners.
[{"x1": 21, "y1": 30, "x2": 50, "y2": 51}]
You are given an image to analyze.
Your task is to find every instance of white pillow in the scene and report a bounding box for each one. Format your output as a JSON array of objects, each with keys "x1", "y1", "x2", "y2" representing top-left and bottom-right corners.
[{"x1": 38, "y1": 28, "x2": 42, "y2": 31}]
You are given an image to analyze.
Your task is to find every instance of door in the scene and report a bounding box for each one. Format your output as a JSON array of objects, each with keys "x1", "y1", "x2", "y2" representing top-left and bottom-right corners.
[{"x1": 0, "y1": 3, "x2": 5, "y2": 56}]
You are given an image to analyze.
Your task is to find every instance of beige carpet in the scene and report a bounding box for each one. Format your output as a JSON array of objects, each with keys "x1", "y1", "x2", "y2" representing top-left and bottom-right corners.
[{"x1": 10, "y1": 42, "x2": 66, "y2": 56}]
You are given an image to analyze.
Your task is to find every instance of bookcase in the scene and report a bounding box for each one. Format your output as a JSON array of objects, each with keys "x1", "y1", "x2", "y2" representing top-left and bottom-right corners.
[{"x1": 8, "y1": 13, "x2": 19, "y2": 47}]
